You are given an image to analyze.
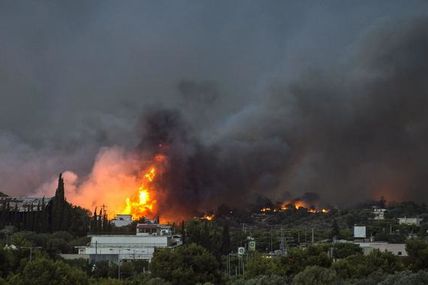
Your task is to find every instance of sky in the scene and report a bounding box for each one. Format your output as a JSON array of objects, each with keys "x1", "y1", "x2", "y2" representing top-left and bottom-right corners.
[{"x1": 1, "y1": 1, "x2": 428, "y2": 212}]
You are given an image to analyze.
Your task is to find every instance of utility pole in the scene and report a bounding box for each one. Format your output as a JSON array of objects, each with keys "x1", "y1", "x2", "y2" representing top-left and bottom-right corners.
[
  {"x1": 117, "y1": 249, "x2": 121, "y2": 280},
  {"x1": 242, "y1": 256, "x2": 245, "y2": 276},
  {"x1": 311, "y1": 228, "x2": 314, "y2": 244},
  {"x1": 227, "y1": 254, "x2": 230, "y2": 277},
  {"x1": 280, "y1": 227, "x2": 285, "y2": 255},
  {"x1": 304, "y1": 229, "x2": 307, "y2": 243}
]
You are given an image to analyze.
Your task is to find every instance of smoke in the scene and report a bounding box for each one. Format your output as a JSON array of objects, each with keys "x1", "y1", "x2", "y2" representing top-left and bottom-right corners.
[
  {"x1": 137, "y1": 16, "x2": 428, "y2": 211},
  {"x1": 1, "y1": 2, "x2": 428, "y2": 215}
]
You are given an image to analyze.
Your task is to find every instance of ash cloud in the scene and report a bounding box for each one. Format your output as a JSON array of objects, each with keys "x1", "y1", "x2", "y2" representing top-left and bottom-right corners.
[
  {"x1": 1, "y1": 1, "x2": 428, "y2": 214},
  {"x1": 141, "y1": 16, "x2": 428, "y2": 212}
]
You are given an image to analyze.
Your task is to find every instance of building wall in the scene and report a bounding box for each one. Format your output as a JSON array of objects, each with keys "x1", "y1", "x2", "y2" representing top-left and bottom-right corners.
[
  {"x1": 356, "y1": 242, "x2": 407, "y2": 257},
  {"x1": 398, "y1": 218, "x2": 422, "y2": 226},
  {"x1": 80, "y1": 234, "x2": 176, "y2": 262},
  {"x1": 89, "y1": 235, "x2": 170, "y2": 247}
]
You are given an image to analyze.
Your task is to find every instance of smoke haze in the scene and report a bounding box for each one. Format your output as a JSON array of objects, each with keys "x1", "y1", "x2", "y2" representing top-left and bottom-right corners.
[{"x1": 1, "y1": 1, "x2": 428, "y2": 214}]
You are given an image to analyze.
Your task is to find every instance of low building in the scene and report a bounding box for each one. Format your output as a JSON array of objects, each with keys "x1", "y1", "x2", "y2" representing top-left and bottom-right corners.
[
  {"x1": 398, "y1": 217, "x2": 423, "y2": 226},
  {"x1": 355, "y1": 242, "x2": 407, "y2": 256},
  {"x1": 77, "y1": 222, "x2": 182, "y2": 263},
  {"x1": 111, "y1": 214, "x2": 133, "y2": 227},
  {"x1": 0, "y1": 196, "x2": 52, "y2": 212},
  {"x1": 373, "y1": 207, "x2": 386, "y2": 220},
  {"x1": 353, "y1": 225, "x2": 366, "y2": 239}
]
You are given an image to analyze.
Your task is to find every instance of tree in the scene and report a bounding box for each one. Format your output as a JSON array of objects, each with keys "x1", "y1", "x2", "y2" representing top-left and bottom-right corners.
[
  {"x1": 379, "y1": 270, "x2": 428, "y2": 285},
  {"x1": 333, "y1": 243, "x2": 362, "y2": 259},
  {"x1": 406, "y1": 239, "x2": 428, "y2": 271},
  {"x1": 228, "y1": 275, "x2": 288, "y2": 285},
  {"x1": 7, "y1": 257, "x2": 89, "y2": 285},
  {"x1": 92, "y1": 261, "x2": 110, "y2": 278},
  {"x1": 244, "y1": 254, "x2": 282, "y2": 278},
  {"x1": 292, "y1": 266, "x2": 337, "y2": 285},
  {"x1": 185, "y1": 220, "x2": 222, "y2": 257},
  {"x1": 280, "y1": 245, "x2": 332, "y2": 277},
  {"x1": 150, "y1": 243, "x2": 221, "y2": 285},
  {"x1": 220, "y1": 224, "x2": 231, "y2": 255},
  {"x1": 330, "y1": 219, "x2": 340, "y2": 240},
  {"x1": 332, "y1": 250, "x2": 403, "y2": 280}
]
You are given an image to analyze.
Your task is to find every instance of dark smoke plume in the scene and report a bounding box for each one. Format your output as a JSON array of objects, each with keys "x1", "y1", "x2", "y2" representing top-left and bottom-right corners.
[
  {"x1": 1, "y1": 2, "x2": 428, "y2": 215},
  {"x1": 136, "y1": 17, "x2": 428, "y2": 214}
]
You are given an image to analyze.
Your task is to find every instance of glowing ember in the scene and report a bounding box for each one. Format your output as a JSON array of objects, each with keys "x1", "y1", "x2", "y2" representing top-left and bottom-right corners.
[
  {"x1": 201, "y1": 213, "x2": 215, "y2": 221},
  {"x1": 272, "y1": 200, "x2": 330, "y2": 214},
  {"x1": 120, "y1": 154, "x2": 166, "y2": 220},
  {"x1": 308, "y1": 208, "x2": 317, "y2": 213}
]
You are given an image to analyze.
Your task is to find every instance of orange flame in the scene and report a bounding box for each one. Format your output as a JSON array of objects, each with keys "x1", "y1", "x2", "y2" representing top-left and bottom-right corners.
[
  {"x1": 120, "y1": 154, "x2": 166, "y2": 220},
  {"x1": 276, "y1": 199, "x2": 329, "y2": 214},
  {"x1": 200, "y1": 213, "x2": 215, "y2": 221}
]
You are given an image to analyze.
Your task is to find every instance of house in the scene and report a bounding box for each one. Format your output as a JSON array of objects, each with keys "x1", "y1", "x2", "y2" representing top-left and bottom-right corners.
[
  {"x1": 111, "y1": 214, "x2": 133, "y2": 227},
  {"x1": 355, "y1": 242, "x2": 407, "y2": 257},
  {"x1": 398, "y1": 217, "x2": 423, "y2": 226},
  {"x1": 373, "y1": 207, "x2": 386, "y2": 220}
]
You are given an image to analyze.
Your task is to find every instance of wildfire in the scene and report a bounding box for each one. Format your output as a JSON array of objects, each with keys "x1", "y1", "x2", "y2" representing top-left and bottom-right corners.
[
  {"x1": 120, "y1": 154, "x2": 166, "y2": 220},
  {"x1": 200, "y1": 213, "x2": 215, "y2": 221},
  {"x1": 281, "y1": 199, "x2": 311, "y2": 210},
  {"x1": 261, "y1": 199, "x2": 330, "y2": 214},
  {"x1": 260, "y1": 207, "x2": 272, "y2": 213}
]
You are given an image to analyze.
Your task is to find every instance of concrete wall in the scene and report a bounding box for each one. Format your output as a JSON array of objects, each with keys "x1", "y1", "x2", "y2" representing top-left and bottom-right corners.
[
  {"x1": 89, "y1": 235, "x2": 170, "y2": 248},
  {"x1": 356, "y1": 242, "x2": 407, "y2": 257}
]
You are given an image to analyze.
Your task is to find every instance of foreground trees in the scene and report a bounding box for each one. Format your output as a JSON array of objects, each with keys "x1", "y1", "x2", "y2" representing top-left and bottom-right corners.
[
  {"x1": 292, "y1": 266, "x2": 337, "y2": 285},
  {"x1": 406, "y1": 239, "x2": 428, "y2": 271},
  {"x1": 150, "y1": 243, "x2": 222, "y2": 285},
  {"x1": 8, "y1": 258, "x2": 89, "y2": 285}
]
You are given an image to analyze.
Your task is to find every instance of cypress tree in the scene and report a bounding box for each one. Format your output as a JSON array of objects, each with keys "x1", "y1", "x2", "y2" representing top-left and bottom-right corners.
[{"x1": 50, "y1": 173, "x2": 66, "y2": 231}]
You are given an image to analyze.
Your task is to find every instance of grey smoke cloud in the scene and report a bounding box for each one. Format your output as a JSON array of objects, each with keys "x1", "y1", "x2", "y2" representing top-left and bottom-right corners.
[{"x1": 0, "y1": 1, "x2": 427, "y2": 211}]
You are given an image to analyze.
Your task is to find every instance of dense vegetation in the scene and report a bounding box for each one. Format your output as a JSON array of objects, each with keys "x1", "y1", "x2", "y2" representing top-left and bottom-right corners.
[
  {"x1": 0, "y1": 175, "x2": 90, "y2": 236},
  {"x1": 1, "y1": 198, "x2": 428, "y2": 284}
]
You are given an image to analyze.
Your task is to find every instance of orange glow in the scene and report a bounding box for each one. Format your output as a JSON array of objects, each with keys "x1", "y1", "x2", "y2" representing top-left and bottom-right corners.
[
  {"x1": 120, "y1": 154, "x2": 166, "y2": 220},
  {"x1": 281, "y1": 199, "x2": 309, "y2": 210},
  {"x1": 260, "y1": 207, "x2": 272, "y2": 213},
  {"x1": 293, "y1": 200, "x2": 308, "y2": 209},
  {"x1": 308, "y1": 208, "x2": 317, "y2": 213},
  {"x1": 277, "y1": 199, "x2": 329, "y2": 214},
  {"x1": 200, "y1": 213, "x2": 215, "y2": 221}
]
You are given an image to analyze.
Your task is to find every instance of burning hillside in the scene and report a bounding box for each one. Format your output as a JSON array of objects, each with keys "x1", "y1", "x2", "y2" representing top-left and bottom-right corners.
[{"x1": 259, "y1": 199, "x2": 330, "y2": 214}]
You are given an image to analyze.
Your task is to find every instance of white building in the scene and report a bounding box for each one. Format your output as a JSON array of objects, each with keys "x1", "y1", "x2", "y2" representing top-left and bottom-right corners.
[
  {"x1": 111, "y1": 214, "x2": 133, "y2": 227},
  {"x1": 356, "y1": 242, "x2": 407, "y2": 257},
  {"x1": 77, "y1": 222, "x2": 182, "y2": 263},
  {"x1": 398, "y1": 217, "x2": 423, "y2": 226},
  {"x1": 353, "y1": 226, "x2": 366, "y2": 239},
  {"x1": 0, "y1": 196, "x2": 52, "y2": 212},
  {"x1": 373, "y1": 208, "x2": 386, "y2": 220}
]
